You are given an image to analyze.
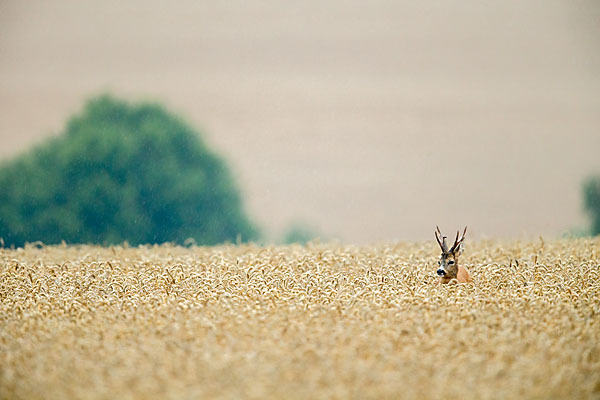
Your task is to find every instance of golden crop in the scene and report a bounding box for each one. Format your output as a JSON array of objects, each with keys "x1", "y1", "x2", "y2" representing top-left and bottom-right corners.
[{"x1": 1, "y1": 238, "x2": 599, "y2": 399}]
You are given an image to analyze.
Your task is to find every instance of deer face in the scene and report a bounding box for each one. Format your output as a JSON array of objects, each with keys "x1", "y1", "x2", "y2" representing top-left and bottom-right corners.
[
  {"x1": 435, "y1": 226, "x2": 467, "y2": 280},
  {"x1": 437, "y1": 252, "x2": 459, "y2": 278}
]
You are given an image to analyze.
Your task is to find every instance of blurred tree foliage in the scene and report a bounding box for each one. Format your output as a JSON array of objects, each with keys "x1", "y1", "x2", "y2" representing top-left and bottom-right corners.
[
  {"x1": 282, "y1": 223, "x2": 321, "y2": 245},
  {"x1": 0, "y1": 95, "x2": 259, "y2": 247},
  {"x1": 584, "y1": 176, "x2": 600, "y2": 236}
]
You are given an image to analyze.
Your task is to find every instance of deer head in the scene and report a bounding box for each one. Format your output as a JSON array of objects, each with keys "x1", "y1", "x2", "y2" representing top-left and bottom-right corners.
[{"x1": 435, "y1": 226, "x2": 467, "y2": 280}]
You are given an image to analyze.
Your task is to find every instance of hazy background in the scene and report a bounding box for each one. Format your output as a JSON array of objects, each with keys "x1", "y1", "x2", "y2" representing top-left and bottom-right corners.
[{"x1": 1, "y1": 0, "x2": 599, "y2": 243}]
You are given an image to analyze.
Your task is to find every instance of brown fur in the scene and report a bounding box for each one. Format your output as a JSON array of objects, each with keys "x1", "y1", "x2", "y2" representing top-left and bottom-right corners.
[{"x1": 435, "y1": 226, "x2": 472, "y2": 284}]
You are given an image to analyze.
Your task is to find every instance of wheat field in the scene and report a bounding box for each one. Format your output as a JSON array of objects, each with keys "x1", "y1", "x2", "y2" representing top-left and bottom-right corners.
[{"x1": 1, "y1": 238, "x2": 599, "y2": 399}]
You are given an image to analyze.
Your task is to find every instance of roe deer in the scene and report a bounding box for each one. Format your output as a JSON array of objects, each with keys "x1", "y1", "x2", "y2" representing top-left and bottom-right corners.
[{"x1": 435, "y1": 226, "x2": 472, "y2": 284}]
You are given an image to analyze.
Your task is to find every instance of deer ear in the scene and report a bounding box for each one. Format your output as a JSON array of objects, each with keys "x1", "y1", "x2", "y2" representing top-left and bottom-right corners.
[
  {"x1": 453, "y1": 242, "x2": 462, "y2": 254},
  {"x1": 451, "y1": 226, "x2": 467, "y2": 254},
  {"x1": 453, "y1": 239, "x2": 466, "y2": 255}
]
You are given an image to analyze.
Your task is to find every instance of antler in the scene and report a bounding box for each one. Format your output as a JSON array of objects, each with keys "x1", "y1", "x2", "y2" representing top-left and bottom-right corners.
[
  {"x1": 450, "y1": 226, "x2": 468, "y2": 253},
  {"x1": 435, "y1": 226, "x2": 448, "y2": 253}
]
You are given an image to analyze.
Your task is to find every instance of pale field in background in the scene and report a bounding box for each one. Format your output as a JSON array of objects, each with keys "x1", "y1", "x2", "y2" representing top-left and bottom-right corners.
[{"x1": 1, "y1": 1, "x2": 599, "y2": 242}]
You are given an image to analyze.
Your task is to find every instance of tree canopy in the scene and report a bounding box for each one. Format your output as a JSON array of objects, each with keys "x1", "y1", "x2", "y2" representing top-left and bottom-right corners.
[
  {"x1": 583, "y1": 176, "x2": 600, "y2": 236},
  {"x1": 0, "y1": 95, "x2": 259, "y2": 247}
]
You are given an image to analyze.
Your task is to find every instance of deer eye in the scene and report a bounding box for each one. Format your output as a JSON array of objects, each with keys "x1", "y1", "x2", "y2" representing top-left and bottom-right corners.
[
  {"x1": 437, "y1": 261, "x2": 441, "y2": 265},
  {"x1": 448, "y1": 260, "x2": 455, "y2": 265}
]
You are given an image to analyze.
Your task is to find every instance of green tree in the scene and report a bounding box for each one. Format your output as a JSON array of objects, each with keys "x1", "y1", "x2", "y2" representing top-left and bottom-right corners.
[
  {"x1": 583, "y1": 176, "x2": 600, "y2": 236},
  {"x1": 282, "y1": 222, "x2": 321, "y2": 245},
  {"x1": 0, "y1": 95, "x2": 259, "y2": 247}
]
